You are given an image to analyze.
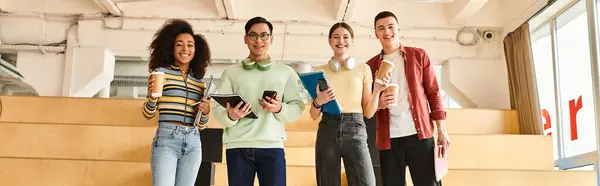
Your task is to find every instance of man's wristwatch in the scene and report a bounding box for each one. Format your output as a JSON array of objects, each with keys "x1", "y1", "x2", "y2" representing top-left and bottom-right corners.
[{"x1": 313, "y1": 101, "x2": 322, "y2": 109}]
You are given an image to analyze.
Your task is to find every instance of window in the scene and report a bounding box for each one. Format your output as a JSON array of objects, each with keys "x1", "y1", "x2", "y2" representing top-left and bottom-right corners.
[
  {"x1": 555, "y1": 2, "x2": 597, "y2": 158},
  {"x1": 529, "y1": 0, "x2": 600, "y2": 171},
  {"x1": 568, "y1": 164, "x2": 595, "y2": 170}
]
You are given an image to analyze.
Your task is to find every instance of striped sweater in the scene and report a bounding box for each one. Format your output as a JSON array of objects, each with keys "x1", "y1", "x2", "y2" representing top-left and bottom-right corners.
[{"x1": 142, "y1": 65, "x2": 210, "y2": 129}]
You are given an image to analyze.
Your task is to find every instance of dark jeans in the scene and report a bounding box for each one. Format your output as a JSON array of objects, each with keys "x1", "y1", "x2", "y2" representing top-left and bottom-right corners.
[
  {"x1": 379, "y1": 134, "x2": 442, "y2": 186},
  {"x1": 315, "y1": 113, "x2": 376, "y2": 186},
  {"x1": 225, "y1": 148, "x2": 286, "y2": 186}
]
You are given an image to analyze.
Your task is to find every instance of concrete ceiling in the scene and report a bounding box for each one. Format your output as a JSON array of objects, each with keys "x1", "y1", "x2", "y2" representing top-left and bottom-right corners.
[
  {"x1": 0, "y1": 0, "x2": 548, "y2": 99},
  {"x1": 0, "y1": 0, "x2": 546, "y2": 62},
  {"x1": 0, "y1": 0, "x2": 540, "y2": 33}
]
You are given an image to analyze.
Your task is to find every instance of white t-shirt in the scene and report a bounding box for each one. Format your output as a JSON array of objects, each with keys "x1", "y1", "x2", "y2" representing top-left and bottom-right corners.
[{"x1": 383, "y1": 51, "x2": 417, "y2": 138}]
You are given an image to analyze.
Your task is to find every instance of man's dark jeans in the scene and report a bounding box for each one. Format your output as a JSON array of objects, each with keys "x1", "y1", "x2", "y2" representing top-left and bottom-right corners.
[
  {"x1": 379, "y1": 135, "x2": 442, "y2": 186},
  {"x1": 315, "y1": 113, "x2": 376, "y2": 186},
  {"x1": 226, "y1": 148, "x2": 286, "y2": 186}
]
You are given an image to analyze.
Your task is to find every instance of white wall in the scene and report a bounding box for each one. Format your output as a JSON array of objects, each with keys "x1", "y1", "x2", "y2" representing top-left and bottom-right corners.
[
  {"x1": 69, "y1": 47, "x2": 115, "y2": 97},
  {"x1": 0, "y1": 0, "x2": 549, "y2": 109},
  {"x1": 445, "y1": 58, "x2": 511, "y2": 109},
  {"x1": 16, "y1": 52, "x2": 65, "y2": 96}
]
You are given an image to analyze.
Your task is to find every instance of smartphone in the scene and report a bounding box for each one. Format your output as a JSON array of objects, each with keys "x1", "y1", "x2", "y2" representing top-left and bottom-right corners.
[
  {"x1": 317, "y1": 79, "x2": 329, "y2": 92},
  {"x1": 262, "y1": 90, "x2": 277, "y2": 100}
]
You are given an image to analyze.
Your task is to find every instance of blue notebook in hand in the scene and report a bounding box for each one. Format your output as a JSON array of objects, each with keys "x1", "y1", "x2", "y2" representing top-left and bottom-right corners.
[{"x1": 298, "y1": 71, "x2": 342, "y2": 115}]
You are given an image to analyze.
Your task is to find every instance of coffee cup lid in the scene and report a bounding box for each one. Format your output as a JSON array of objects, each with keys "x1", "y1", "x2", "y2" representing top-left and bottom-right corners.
[{"x1": 387, "y1": 83, "x2": 399, "y2": 87}]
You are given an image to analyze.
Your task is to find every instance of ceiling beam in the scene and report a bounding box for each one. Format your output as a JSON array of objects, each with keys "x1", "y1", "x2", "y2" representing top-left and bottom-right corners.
[
  {"x1": 335, "y1": 0, "x2": 359, "y2": 21},
  {"x1": 92, "y1": 0, "x2": 123, "y2": 16},
  {"x1": 215, "y1": 0, "x2": 236, "y2": 20},
  {"x1": 445, "y1": 0, "x2": 488, "y2": 25},
  {"x1": 113, "y1": 0, "x2": 156, "y2": 2},
  {"x1": 214, "y1": 0, "x2": 227, "y2": 18},
  {"x1": 335, "y1": 0, "x2": 349, "y2": 21},
  {"x1": 0, "y1": 0, "x2": 6, "y2": 12},
  {"x1": 342, "y1": 0, "x2": 358, "y2": 21},
  {"x1": 398, "y1": 0, "x2": 454, "y2": 2}
]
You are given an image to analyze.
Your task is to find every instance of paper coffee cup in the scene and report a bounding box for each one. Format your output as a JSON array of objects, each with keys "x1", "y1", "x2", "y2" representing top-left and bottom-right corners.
[
  {"x1": 386, "y1": 83, "x2": 399, "y2": 106},
  {"x1": 150, "y1": 71, "x2": 165, "y2": 98},
  {"x1": 375, "y1": 60, "x2": 395, "y2": 84}
]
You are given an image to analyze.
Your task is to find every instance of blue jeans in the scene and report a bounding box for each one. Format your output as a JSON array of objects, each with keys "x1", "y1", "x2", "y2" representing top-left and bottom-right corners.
[
  {"x1": 226, "y1": 148, "x2": 286, "y2": 186},
  {"x1": 151, "y1": 122, "x2": 202, "y2": 186},
  {"x1": 316, "y1": 113, "x2": 376, "y2": 186}
]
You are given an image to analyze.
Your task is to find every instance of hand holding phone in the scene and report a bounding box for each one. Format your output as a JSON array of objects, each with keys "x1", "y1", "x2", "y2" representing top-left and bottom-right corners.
[
  {"x1": 262, "y1": 90, "x2": 278, "y2": 101},
  {"x1": 259, "y1": 90, "x2": 281, "y2": 113},
  {"x1": 317, "y1": 79, "x2": 329, "y2": 92},
  {"x1": 314, "y1": 79, "x2": 335, "y2": 107}
]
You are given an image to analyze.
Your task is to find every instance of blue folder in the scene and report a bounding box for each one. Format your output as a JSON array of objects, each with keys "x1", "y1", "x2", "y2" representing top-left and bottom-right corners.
[{"x1": 298, "y1": 70, "x2": 342, "y2": 115}]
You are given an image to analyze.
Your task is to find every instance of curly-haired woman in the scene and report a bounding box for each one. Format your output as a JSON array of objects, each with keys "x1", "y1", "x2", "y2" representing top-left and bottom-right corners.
[{"x1": 142, "y1": 19, "x2": 212, "y2": 186}]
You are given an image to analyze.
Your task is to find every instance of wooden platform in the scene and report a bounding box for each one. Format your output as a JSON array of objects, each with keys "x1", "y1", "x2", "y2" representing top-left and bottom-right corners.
[
  {"x1": 212, "y1": 163, "x2": 596, "y2": 186},
  {"x1": 220, "y1": 133, "x2": 554, "y2": 170},
  {"x1": 0, "y1": 158, "x2": 151, "y2": 186},
  {"x1": 0, "y1": 95, "x2": 594, "y2": 186},
  {"x1": 0, "y1": 96, "x2": 520, "y2": 134}
]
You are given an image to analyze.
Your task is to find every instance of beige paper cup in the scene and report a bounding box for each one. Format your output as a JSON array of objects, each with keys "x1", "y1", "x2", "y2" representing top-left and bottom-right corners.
[
  {"x1": 385, "y1": 83, "x2": 399, "y2": 106},
  {"x1": 375, "y1": 60, "x2": 395, "y2": 84},
  {"x1": 150, "y1": 71, "x2": 165, "y2": 98}
]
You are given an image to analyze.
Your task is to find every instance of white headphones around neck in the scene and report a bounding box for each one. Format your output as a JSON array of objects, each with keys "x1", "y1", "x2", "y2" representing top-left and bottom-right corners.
[{"x1": 328, "y1": 57, "x2": 356, "y2": 72}]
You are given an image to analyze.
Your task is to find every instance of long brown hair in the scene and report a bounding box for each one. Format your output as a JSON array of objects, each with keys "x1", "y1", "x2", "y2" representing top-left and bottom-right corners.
[{"x1": 328, "y1": 22, "x2": 355, "y2": 38}]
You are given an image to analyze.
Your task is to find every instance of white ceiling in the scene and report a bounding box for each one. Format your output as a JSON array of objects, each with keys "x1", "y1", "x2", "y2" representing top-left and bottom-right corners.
[
  {"x1": 0, "y1": 0, "x2": 548, "y2": 98},
  {"x1": 0, "y1": 0, "x2": 540, "y2": 30},
  {"x1": 0, "y1": 0, "x2": 545, "y2": 63}
]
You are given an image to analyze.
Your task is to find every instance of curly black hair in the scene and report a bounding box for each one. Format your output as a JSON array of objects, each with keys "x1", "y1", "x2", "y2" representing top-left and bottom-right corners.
[
  {"x1": 148, "y1": 19, "x2": 211, "y2": 79},
  {"x1": 191, "y1": 33, "x2": 211, "y2": 79}
]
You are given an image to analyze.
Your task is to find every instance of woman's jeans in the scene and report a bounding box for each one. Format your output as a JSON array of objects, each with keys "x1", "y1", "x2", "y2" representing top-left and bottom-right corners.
[
  {"x1": 151, "y1": 122, "x2": 202, "y2": 186},
  {"x1": 315, "y1": 113, "x2": 376, "y2": 186}
]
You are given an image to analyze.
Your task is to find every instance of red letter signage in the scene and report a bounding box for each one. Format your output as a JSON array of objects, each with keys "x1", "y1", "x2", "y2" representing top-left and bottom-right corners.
[
  {"x1": 542, "y1": 109, "x2": 552, "y2": 135},
  {"x1": 569, "y1": 95, "x2": 583, "y2": 141}
]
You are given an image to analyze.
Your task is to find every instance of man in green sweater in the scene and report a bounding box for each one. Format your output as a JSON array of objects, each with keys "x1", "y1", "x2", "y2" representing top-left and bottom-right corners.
[{"x1": 212, "y1": 16, "x2": 306, "y2": 186}]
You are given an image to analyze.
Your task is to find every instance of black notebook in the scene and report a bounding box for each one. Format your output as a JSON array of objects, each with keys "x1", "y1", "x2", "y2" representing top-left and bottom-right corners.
[{"x1": 210, "y1": 93, "x2": 258, "y2": 119}]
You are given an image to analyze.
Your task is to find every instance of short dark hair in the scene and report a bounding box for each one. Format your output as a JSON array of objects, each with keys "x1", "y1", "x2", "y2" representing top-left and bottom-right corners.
[
  {"x1": 244, "y1": 17, "x2": 273, "y2": 34},
  {"x1": 374, "y1": 11, "x2": 398, "y2": 28},
  {"x1": 328, "y1": 22, "x2": 354, "y2": 38}
]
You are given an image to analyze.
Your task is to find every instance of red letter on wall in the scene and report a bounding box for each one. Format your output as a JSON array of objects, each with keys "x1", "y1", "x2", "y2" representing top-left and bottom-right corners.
[
  {"x1": 569, "y1": 95, "x2": 583, "y2": 141},
  {"x1": 542, "y1": 109, "x2": 552, "y2": 135}
]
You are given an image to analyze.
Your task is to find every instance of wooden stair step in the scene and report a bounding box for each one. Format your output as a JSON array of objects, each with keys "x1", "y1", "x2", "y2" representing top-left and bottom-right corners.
[
  {"x1": 0, "y1": 122, "x2": 552, "y2": 171},
  {"x1": 0, "y1": 122, "x2": 154, "y2": 162},
  {"x1": 0, "y1": 96, "x2": 519, "y2": 134},
  {"x1": 277, "y1": 132, "x2": 553, "y2": 170},
  {"x1": 212, "y1": 163, "x2": 596, "y2": 186},
  {"x1": 0, "y1": 157, "x2": 151, "y2": 186},
  {"x1": 445, "y1": 108, "x2": 519, "y2": 134}
]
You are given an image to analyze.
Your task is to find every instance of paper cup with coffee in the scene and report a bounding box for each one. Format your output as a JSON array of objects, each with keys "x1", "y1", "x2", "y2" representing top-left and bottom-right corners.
[
  {"x1": 150, "y1": 71, "x2": 165, "y2": 98},
  {"x1": 375, "y1": 59, "x2": 395, "y2": 85},
  {"x1": 385, "y1": 83, "x2": 399, "y2": 106}
]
